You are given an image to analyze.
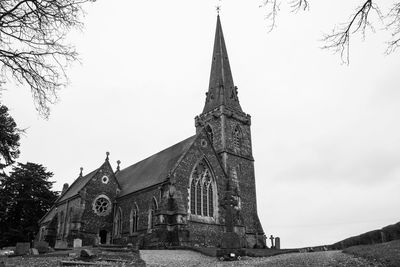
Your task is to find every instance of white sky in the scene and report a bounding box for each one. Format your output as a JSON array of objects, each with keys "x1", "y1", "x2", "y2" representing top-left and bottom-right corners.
[{"x1": 3, "y1": 0, "x2": 400, "y2": 248}]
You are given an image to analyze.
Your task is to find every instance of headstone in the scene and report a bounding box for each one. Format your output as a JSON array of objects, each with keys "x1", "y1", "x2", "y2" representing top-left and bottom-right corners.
[
  {"x1": 55, "y1": 240, "x2": 68, "y2": 249},
  {"x1": 269, "y1": 235, "x2": 275, "y2": 249},
  {"x1": 275, "y1": 237, "x2": 280, "y2": 249},
  {"x1": 30, "y1": 248, "x2": 39, "y2": 255},
  {"x1": 73, "y1": 238, "x2": 82, "y2": 248},
  {"x1": 33, "y1": 241, "x2": 49, "y2": 253},
  {"x1": 15, "y1": 242, "x2": 30, "y2": 255},
  {"x1": 80, "y1": 249, "x2": 95, "y2": 259},
  {"x1": 380, "y1": 231, "x2": 386, "y2": 243},
  {"x1": 220, "y1": 232, "x2": 242, "y2": 249}
]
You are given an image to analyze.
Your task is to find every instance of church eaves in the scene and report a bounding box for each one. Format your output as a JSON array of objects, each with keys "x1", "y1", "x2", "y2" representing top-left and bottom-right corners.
[{"x1": 203, "y1": 15, "x2": 243, "y2": 114}]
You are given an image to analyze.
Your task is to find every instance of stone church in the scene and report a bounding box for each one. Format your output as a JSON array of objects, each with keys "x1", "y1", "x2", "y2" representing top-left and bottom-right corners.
[{"x1": 38, "y1": 15, "x2": 265, "y2": 249}]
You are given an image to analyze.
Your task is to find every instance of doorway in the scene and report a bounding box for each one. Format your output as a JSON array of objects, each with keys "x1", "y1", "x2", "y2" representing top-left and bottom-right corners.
[{"x1": 99, "y1": 230, "x2": 108, "y2": 244}]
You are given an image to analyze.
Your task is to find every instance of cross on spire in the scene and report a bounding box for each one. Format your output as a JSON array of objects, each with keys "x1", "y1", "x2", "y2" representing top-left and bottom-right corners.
[{"x1": 216, "y1": 5, "x2": 221, "y2": 14}]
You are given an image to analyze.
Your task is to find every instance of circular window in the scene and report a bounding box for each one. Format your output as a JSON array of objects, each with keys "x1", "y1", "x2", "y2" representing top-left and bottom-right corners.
[
  {"x1": 92, "y1": 195, "x2": 111, "y2": 216},
  {"x1": 101, "y1": 175, "x2": 109, "y2": 184},
  {"x1": 201, "y1": 139, "x2": 208, "y2": 147}
]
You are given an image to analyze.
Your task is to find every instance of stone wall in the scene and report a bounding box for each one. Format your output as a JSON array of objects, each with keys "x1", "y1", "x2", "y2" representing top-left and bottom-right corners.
[{"x1": 114, "y1": 186, "x2": 161, "y2": 247}]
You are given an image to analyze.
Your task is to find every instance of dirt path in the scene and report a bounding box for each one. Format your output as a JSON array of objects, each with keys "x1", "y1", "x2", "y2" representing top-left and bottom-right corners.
[{"x1": 140, "y1": 250, "x2": 385, "y2": 267}]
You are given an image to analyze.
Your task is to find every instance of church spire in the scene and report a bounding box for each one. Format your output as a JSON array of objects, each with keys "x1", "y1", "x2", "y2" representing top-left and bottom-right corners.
[{"x1": 203, "y1": 15, "x2": 242, "y2": 113}]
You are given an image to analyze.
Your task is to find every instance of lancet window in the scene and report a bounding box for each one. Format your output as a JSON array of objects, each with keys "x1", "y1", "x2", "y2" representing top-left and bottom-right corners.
[
  {"x1": 148, "y1": 197, "x2": 157, "y2": 230},
  {"x1": 233, "y1": 125, "x2": 242, "y2": 151},
  {"x1": 114, "y1": 208, "x2": 122, "y2": 237},
  {"x1": 189, "y1": 159, "x2": 216, "y2": 218},
  {"x1": 130, "y1": 205, "x2": 139, "y2": 234},
  {"x1": 205, "y1": 124, "x2": 214, "y2": 145}
]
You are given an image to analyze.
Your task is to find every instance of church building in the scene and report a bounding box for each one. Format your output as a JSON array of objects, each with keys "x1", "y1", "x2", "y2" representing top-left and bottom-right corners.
[{"x1": 38, "y1": 15, "x2": 265, "y2": 249}]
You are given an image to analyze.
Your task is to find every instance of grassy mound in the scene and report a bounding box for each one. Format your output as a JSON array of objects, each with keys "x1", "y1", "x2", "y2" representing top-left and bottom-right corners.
[
  {"x1": 329, "y1": 221, "x2": 400, "y2": 249},
  {"x1": 343, "y1": 239, "x2": 400, "y2": 267}
]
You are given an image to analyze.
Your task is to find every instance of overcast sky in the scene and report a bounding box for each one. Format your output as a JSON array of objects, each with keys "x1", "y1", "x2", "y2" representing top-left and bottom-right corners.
[{"x1": 3, "y1": 0, "x2": 400, "y2": 248}]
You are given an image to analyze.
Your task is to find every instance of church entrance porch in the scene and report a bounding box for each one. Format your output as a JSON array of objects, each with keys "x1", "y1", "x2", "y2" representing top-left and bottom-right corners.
[{"x1": 99, "y1": 230, "x2": 109, "y2": 244}]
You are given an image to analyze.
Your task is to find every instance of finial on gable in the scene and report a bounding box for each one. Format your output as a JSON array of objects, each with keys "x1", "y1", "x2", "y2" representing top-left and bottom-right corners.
[
  {"x1": 79, "y1": 167, "x2": 83, "y2": 177},
  {"x1": 116, "y1": 160, "x2": 121, "y2": 172},
  {"x1": 106, "y1": 151, "x2": 110, "y2": 161}
]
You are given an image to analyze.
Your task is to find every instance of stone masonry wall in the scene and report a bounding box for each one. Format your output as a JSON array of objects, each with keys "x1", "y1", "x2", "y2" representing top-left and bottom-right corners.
[{"x1": 79, "y1": 161, "x2": 119, "y2": 246}]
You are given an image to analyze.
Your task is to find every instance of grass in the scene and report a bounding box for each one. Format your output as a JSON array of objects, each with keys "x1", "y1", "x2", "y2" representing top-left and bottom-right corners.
[{"x1": 343, "y1": 239, "x2": 400, "y2": 267}]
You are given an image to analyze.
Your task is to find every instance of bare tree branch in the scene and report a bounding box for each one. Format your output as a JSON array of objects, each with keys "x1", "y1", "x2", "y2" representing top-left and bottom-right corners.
[
  {"x1": 289, "y1": 0, "x2": 309, "y2": 13},
  {"x1": 0, "y1": 0, "x2": 95, "y2": 118},
  {"x1": 386, "y1": 3, "x2": 400, "y2": 54},
  {"x1": 260, "y1": 0, "x2": 280, "y2": 32},
  {"x1": 260, "y1": 0, "x2": 309, "y2": 32},
  {"x1": 321, "y1": 0, "x2": 383, "y2": 64}
]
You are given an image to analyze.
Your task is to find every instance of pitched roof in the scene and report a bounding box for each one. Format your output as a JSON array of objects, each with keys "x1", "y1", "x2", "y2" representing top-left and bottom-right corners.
[
  {"x1": 57, "y1": 168, "x2": 99, "y2": 203},
  {"x1": 116, "y1": 135, "x2": 196, "y2": 197},
  {"x1": 203, "y1": 15, "x2": 242, "y2": 113}
]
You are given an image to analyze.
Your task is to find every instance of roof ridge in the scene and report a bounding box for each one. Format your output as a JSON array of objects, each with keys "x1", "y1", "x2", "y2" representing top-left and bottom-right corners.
[{"x1": 118, "y1": 135, "x2": 196, "y2": 172}]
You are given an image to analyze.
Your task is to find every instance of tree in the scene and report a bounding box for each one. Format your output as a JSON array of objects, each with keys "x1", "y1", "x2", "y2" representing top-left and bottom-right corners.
[
  {"x1": 0, "y1": 162, "x2": 58, "y2": 247},
  {"x1": 0, "y1": 103, "x2": 22, "y2": 169},
  {"x1": 261, "y1": 0, "x2": 400, "y2": 64},
  {"x1": 0, "y1": 0, "x2": 95, "y2": 118}
]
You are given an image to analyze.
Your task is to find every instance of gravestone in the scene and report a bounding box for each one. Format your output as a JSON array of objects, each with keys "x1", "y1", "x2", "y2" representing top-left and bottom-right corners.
[
  {"x1": 30, "y1": 248, "x2": 39, "y2": 255},
  {"x1": 33, "y1": 241, "x2": 49, "y2": 253},
  {"x1": 73, "y1": 238, "x2": 82, "y2": 248},
  {"x1": 15, "y1": 242, "x2": 30, "y2": 255},
  {"x1": 80, "y1": 249, "x2": 95, "y2": 259},
  {"x1": 269, "y1": 235, "x2": 275, "y2": 249},
  {"x1": 380, "y1": 231, "x2": 386, "y2": 243},
  {"x1": 275, "y1": 237, "x2": 280, "y2": 249},
  {"x1": 55, "y1": 240, "x2": 68, "y2": 249}
]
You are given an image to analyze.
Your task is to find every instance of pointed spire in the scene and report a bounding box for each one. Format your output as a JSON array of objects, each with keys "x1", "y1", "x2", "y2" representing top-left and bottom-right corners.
[{"x1": 202, "y1": 15, "x2": 242, "y2": 113}]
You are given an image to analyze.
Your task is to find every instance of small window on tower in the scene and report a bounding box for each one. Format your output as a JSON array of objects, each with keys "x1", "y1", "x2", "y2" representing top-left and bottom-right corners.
[
  {"x1": 233, "y1": 125, "x2": 242, "y2": 151},
  {"x1": 205, "y1": 125, "x2": 214, "y2": 145}
]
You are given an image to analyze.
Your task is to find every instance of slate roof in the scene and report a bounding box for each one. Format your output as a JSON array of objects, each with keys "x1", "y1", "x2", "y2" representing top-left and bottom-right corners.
[
  {"x1": 57, "y1": 168, "x2": 99, "y2": 203},
  {"x1": 116, "y1": 135, "x2": 196, "y2": 197}
]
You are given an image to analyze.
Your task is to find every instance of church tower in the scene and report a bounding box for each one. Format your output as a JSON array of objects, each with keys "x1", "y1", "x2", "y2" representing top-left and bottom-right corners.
[{"x1": 195, "y1": 15, "x2": 264, "y2": 247}]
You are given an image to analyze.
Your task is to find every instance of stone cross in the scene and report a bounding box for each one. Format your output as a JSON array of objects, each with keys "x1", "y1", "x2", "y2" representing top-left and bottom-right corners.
[
  {"x1": 221, "y1": 177, "x2": 238, "y2": 233},
  {"x1": 270, "y1": 235, "x2": 275, "y2": 248}
]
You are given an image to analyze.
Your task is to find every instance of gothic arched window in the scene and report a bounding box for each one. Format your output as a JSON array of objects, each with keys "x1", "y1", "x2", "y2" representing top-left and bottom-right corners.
[
  {"x1": 205, "y1": 124, "x2": 214, "y2": 145},
  {"x1": 148, "y1": 197, "x2": 158, "y2": 230},
  {"x1": 190, "y1": 179, "x2": 196, "y2": 214},
  {"x1": 203, "y1": 180, "x2": 208, "y2": 215},
  {"x1": 196, "y1": 180, "x2": 202, "y2": 215},
  {"x1": 189, "y1": 159, "x2": 216, "y2": 218},
  {"x1": 208, "y1": 184, "x2": 214, "y2": 217},
  {"x1": 114, "y1": 208, "x2": 122, "y2": 237},
  {"x1": 130, "y1": 205, "x2": 139, "y2": 234},
  {"x1": 233, "y1": 125, "x2": 242, "y2": 151}
]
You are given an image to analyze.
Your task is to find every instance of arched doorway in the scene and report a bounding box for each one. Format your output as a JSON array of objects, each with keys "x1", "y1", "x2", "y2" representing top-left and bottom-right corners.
[{"x1": 99, "y1": 230, "x2": 108, "y2": 244}]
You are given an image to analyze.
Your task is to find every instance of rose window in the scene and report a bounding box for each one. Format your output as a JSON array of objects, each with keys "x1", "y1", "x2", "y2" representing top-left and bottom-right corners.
[{"x1": 92, "y1": 195, "x2": 111, "y2": 216}]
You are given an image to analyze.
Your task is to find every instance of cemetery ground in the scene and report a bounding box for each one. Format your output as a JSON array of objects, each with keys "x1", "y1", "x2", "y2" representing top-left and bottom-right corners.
[
  {"x1": 343, "y1": 239, "x2": 400, "y2": 267},
  {"x1": 1, "y1": 245, "x2": 398, "y2": 267}
]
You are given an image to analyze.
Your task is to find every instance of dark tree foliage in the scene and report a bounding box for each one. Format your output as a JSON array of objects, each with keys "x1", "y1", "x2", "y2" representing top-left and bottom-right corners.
[
  {"x1": 0, "y1": 104, "x2": 21, "y2": 169},
  {"x1": 0, "y1": 0, "x2": 95, "y2": 118},
  {"x1": 261, "y1": 0, "x2": 400, "y2": 64},
  {"x1": 0, "y1": 162, "x2": 58, "y2": 247}
]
